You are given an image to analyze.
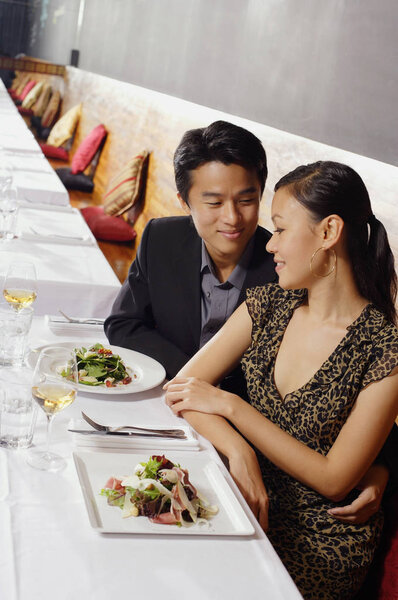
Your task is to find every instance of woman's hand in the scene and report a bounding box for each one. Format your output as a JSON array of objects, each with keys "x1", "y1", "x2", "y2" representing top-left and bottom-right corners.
[
  {"x1": 164, "y1": 376, "x2": 239, "y2": 418},
  {"x1": 164, "y1": 377, "x2": 269, "y2": 530},
  {"x1": 228, "y1": 448, "x2": 270, "y2": 532},
  {"x1": 328, "y1": 464, "x2": 388, "y2": 523}
]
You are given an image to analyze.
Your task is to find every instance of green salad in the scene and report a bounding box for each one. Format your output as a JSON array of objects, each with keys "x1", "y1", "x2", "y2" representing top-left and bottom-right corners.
[{"x1": 64, "y1": 343, "x2": 135, "y2": 387}]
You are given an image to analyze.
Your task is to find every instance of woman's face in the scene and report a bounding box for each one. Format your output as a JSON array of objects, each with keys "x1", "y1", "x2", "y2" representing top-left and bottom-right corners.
[{"x1": 266, "y1": 186, "x2": 324, "y2": 289}]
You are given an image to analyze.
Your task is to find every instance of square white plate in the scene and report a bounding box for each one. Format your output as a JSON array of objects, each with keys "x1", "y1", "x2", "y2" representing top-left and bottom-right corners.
[{"x1": 73, "y1": 450, "x2": 255, "y2": 536}]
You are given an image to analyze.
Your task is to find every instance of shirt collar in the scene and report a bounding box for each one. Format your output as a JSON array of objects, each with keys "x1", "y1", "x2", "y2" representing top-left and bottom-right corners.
[{"x1": 200, "y1": 236, "x2": 255, "y2": 290}]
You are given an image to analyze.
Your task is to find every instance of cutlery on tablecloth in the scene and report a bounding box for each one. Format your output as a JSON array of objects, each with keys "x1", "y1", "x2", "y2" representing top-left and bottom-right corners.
[
  {"x1": 57, "y1": 310, "x2": 105, "y2": 325},
  {"x1": 81, "y1": 411, "x2": 186, "y2": 438},
  {"x1": 30, "y1": 226, "x2": 88, "y2": 241},
  {"x1": 68, "y1": 429, "x2": 187, "y2": 440}
]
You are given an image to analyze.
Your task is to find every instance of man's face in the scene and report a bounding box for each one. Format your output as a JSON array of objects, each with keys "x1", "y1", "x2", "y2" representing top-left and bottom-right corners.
[{"x1": 179, "y1": 161, "x2": 261, "y2": 273}]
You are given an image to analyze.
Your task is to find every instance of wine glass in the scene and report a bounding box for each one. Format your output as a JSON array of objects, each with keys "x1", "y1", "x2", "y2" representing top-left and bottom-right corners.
[
  {"x1": 0, "y1": 185, "x2": 19, "y2": 240},
  {"x1": 3, "y1": 261, "x2": 38, "y2": 311},
  {"x1": 0, "y1": 159, "x2": 12, "y2": 196},
  {"x1": 27, "y1": 347, "x2": 78, "y2": 472}
]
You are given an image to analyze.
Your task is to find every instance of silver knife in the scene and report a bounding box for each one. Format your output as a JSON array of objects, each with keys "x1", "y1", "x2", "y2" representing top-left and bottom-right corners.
[{"x1": 68, "y1": 429, "x2": 187, "y2": 440}]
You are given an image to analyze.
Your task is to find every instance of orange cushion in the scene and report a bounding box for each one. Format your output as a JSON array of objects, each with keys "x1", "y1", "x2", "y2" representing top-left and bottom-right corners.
[
  {"x1": 103, "y1": 151, "x2": 148, "y2": 218},
  {"x1": 81, "y1": 206, "x2": 136, "y2": 242},
  {"x1": 71, "y1": 124, "x2": 107, "y2": 174}
]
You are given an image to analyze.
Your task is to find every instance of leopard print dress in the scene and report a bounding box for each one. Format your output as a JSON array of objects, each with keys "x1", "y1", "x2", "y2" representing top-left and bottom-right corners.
[{"x1": 241, "y1": 284, "x2": 398, "y2": 600}]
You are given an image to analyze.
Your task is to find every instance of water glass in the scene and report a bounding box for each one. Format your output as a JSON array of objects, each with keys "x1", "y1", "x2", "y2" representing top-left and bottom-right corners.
[
  {"x1": 0, "y1": 368, "x2": 38, "y2": 448},
  {"x1": 0, "y1": 304, "x2": 33, "y2": 366},
  {"x1": 0, "y1": 185, "x2": 18, "y2": 240}
]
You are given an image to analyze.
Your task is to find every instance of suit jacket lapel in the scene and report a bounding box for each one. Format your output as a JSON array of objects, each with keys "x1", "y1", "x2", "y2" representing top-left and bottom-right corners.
[{"x1": 173, "y1": 223, "x2": 202, "y2": 350}]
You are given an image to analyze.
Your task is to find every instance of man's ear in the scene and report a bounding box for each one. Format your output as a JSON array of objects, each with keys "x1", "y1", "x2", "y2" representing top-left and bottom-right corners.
[
  {"x1": 177, "y1": 193, "x2": 191, "y2": 214},
  {"x1": 319, "y1": 214, "x2": 345, "y2": 249}
]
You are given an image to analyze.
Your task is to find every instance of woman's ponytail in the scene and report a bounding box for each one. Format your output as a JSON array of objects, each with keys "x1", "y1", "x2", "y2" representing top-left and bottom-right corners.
[{"x1": 275, "y1": 161, "x2": 397, "y2": 325}]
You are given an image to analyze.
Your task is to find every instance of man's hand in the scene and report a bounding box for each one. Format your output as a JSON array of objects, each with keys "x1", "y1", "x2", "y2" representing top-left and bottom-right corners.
[
  {"x1": 328, "y1": 464, "x2": 388, "y2": 524},
  {"x1": 228, "y1": 448, "x2": 269, "y2": 532}
]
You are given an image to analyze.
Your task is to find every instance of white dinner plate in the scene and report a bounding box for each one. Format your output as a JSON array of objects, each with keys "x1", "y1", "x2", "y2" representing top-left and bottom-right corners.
[
  {"x1": 27, "y1": 341, "x2": 166, "y2": 394},
  {"x1": 73, "y1": 450, "x2": 255, "y2": 536}
]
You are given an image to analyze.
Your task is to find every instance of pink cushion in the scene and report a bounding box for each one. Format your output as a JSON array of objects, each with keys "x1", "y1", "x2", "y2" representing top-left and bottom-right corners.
[
  {"x1": 71, "y1": 124, "x2": 107, "y2": 174},
  {"x1": 39, "y1": 143, "x2": 69, "y2": 161},
  {"x1": 80, "y1": 206, "x2": 136, "y2": 242},
  {"x1": 19, "y1": 80, "x2": 37, "y2": 101}
]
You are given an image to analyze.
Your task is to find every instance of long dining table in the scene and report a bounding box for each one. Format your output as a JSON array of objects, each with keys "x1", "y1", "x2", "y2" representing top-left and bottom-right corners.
[
  {"x1": 0, "y1": 80, "x2": 121, "y2": 318},
  {"x1": 0, "y1": 79, "x2": 301, "y2": 599},
  {"x1": 0, "y1": 317, "x2": 302, "y2": 600}
]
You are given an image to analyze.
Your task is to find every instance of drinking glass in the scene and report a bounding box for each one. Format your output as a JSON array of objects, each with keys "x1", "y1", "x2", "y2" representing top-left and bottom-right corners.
[
  {"x1": 3, "y1": 261, "x2": 38, "y2": 311},
  {"x1": 0, "y1": 160, "x2": 12, "y2": 195},
  {"x1": 27, "y1": 347, "x2": 78, "y2": 472},
  {"x1": 0, "y1": 367, "x2": 38, "y2": 448},
  {"x1": 0, "y1": 303, "x2": 34, "y2": 366},
  {"x1": 0, "y1": 185, "x2": 19, "y2": 240}
]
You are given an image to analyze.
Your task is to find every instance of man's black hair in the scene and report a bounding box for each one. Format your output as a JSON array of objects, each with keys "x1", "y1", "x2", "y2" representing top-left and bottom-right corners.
[{"x1": 173, "y1": 120, "x2": 267, "y2": 203}]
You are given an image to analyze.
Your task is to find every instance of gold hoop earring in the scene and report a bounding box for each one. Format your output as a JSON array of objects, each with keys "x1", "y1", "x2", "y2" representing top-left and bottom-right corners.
[{"x1": 310, "y1": 247, "x2": 337, "y2": 278}]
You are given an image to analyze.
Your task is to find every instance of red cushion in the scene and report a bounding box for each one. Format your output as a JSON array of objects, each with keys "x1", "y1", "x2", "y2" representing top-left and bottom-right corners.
[
  {"x1": 40, "y1": 143, "x2": 69, "y2": 161},
  {"x1": 18, "y1": 106, "x2": 33, "y2": 116},
  {"x1": 19, "y1": 80, "x2": 37, "y2": 101},
  {"x1": 71, "y1": 124, "x2": 107, "y2": 174},
  {"x1": 80, "y1": 206, "x2": 136, "y2": 242},
  {"x1": 378, "y1": 493, "x2": 398, "y2": 600}
]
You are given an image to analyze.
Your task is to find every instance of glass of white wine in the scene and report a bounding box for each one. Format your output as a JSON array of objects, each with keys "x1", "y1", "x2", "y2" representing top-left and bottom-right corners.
[
  {"x1": 27, "y1": 347, "x2": 78, "y2": 472},
  {"x1": 3, "y1": 261, "x2": 38, "y2": 311}
]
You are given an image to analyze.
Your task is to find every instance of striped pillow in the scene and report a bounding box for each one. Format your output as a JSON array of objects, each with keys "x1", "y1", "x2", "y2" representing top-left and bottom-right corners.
[
  {"x1": 32, "y1": 84, "x2": 52, "y2": 118},
  {"x1": 103, "y1": 151, "x2": 149, "y2": 218},
  {"x1": 41, "y1": 90, "x2": 61, "y2": 128}
]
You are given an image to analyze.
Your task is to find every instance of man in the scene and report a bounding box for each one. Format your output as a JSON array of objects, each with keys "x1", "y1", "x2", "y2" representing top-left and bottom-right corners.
[
  {"x1": 105, "y1": 120, "x2": 275, "y2": 386},
  {"x1": 105, "y1": 120, "x2": 392, "y2": 525}
]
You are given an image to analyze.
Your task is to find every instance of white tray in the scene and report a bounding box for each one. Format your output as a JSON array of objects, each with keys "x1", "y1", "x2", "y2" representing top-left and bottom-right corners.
[{"x1": 73, "y1": 450, "x2": 255, "y2": 536}]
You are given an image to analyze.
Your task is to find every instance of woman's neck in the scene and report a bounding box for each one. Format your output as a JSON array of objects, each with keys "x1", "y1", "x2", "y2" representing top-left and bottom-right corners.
[{"x1": 305, "y1": 260, "x2": 368, "y2": 327}]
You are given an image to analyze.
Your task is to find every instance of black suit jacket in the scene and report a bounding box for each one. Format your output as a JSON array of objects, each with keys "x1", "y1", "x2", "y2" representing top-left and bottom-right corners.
[{"x1": 104, "y1": 216, "x2": 275, "y2": 378}]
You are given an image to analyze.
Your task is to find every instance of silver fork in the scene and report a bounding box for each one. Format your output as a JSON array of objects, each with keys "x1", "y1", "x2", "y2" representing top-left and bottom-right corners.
[
  {"x1": 58, "y1": 309, "x2": 105, "y2": 325},
  {"x1": 81, "y1": 411, "x2": 187, "y2": 439}
]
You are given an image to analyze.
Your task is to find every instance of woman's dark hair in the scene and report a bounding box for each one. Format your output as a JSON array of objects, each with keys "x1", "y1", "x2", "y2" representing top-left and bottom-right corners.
[
  {"x1": 275, "y1": 161, "x2": 397, "y2": 324},
  {"x1": 173, "y1": 120, "x2": 267, "y2": 203}
]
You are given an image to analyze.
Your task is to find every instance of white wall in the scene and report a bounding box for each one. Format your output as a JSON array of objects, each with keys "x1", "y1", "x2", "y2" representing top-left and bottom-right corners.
[{"x1": 27, "y1": 0, "x2": 398, "y2": 167}]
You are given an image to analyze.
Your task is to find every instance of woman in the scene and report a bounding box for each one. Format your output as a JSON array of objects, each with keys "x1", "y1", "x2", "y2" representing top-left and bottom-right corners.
[{"x1": 164, "y1": 161, "x2": 398, "y2": 600}]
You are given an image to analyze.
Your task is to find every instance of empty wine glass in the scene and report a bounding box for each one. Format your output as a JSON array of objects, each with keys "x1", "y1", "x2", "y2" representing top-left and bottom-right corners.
[
  {"x1": 0, "y1": 159, "x2": 12, "y2": 196},
  {"x1": 0, "y1": 185, "x2": 19, "y2": 240},
  {"x1": 27, "y1": 347, "x2": 78, "y2": 472},
  {"x1": 3, "y1": 261, "x2": 38, "y2": 311}
]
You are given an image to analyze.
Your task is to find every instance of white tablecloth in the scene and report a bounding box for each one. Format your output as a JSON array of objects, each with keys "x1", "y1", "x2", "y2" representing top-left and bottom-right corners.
[
  {"x1": 0, "y1": 206, "x2": 121, "y2": 318},
  {"x1": 0, "y1": 318, "x2": 302, "y2": 600}
]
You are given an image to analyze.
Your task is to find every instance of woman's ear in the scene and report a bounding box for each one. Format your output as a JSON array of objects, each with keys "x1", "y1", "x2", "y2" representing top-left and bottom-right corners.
[
  {"x1": 320, "y1": 214, "x2": 345, "y2": 249},
  {"x1": 177, "y1": 193, "x2": 191, "y2": 214}
]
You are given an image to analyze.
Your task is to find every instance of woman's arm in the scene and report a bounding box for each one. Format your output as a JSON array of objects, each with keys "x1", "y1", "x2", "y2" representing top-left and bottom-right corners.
[
  {"x1": 166, "y1": 368, "x2": 398, "y2": 501},
  {"x1": 164, "y1": 303, "x2": 270, "y2": 528},
  {"x1": 328, "y1": 463, "x2": 389, "y2": 522}
]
